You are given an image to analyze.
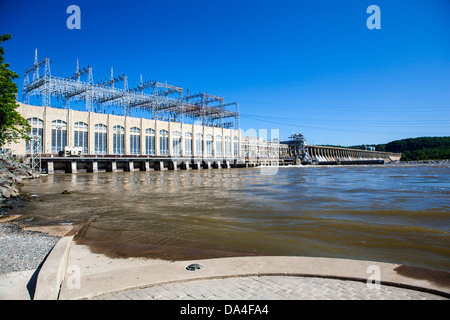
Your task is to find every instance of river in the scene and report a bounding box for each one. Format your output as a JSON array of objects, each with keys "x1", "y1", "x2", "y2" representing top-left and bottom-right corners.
[{"x1": 16, "y1": 163, "x2": 450, "y2": 271}]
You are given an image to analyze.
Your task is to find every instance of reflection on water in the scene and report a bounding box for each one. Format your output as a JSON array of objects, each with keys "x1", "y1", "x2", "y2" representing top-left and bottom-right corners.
[{"x1": 18, "y1": 163, "x2": 450, "y2": 271}]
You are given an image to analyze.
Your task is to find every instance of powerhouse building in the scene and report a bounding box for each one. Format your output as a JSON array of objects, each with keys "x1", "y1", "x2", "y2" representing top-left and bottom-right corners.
[{"x1": 7, "y1": 103, "x2": 283, "y2": 163}]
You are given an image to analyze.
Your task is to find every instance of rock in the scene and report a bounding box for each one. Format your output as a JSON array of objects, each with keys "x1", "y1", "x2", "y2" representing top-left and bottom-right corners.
[
  {"x1": 0, "y1": 155, "x2": 41, "y2": 206},
  {"x1": 9, "y1": 188, "x2": 19, "y2": 198},
  {"x1": 1, "y1": 187, "x2": 11, "y2": 198},
  {"x1": 0, "y1": 180, "x2": 12, "y2": 188},
  {"x1": 61, "y1": 190, "x2": 71, "y2": 194}
]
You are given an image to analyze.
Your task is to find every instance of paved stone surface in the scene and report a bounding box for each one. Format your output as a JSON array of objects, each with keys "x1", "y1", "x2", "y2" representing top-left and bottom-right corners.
[{"x1": 94, "y1": 276, "x2": 447, "y2": 300}]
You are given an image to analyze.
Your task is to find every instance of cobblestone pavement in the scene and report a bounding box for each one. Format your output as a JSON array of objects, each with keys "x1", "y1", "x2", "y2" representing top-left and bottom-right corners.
[{"x1": 94, "y1": 275, "x2": 447, "y2": 300}]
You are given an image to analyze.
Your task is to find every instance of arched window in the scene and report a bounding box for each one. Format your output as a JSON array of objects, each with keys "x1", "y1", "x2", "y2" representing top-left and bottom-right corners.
[
  {"x1": 145, "y1": 128, "x2": 155, "y2": 155},
  {"x1": 172, "y1": 131, "x2": 181, "y2": 156},
  {"x1": 225, "y1": 136, "x2": 231, "y2": 157},
  {"x1": 159, "y1": 130, "x2": 169, "y2": 155},
  {"x1": 216, "y1": 135, "x2": 222, "y2": 157},
  {"x1": 234, "y1": 136, "x2": 239, "y2": 157},
  {"x1": 195, "y1": 133, "x2": 203, "y2": 156},
  {"x1": 94, "y1": 124, "x2": 107, "y2": 154},
  {"x1": 26, "y1": 117, "x2": 43, "y2": 153},
  {"x1": 184, "y1": 132, "x2": 192, "y2": 156},
  {"x1": 51, "y1": 120, "x2": 67, "y2": 153},
  {"x1": 130, "y1": 127, "x2": 141, "y2": 155},
  {"x1": 206, "y1": 134, "x2": 213, "y2": 157},
  {"x1": 113, "y1": 125, "x2": 124, "y2": 154},
  {"x1": 74, "y1": 122, "x2": 88, "y2": 154}
]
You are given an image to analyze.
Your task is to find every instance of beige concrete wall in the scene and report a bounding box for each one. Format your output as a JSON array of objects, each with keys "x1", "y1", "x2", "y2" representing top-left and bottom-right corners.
[{"x1": 6, "y1": 103, "x2": 241, "y2": 158}]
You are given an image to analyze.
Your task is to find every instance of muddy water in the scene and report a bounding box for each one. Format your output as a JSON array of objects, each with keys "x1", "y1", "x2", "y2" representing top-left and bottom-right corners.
[{"x1": 17, "y1": 163, "x2": 450, "y2": 271}]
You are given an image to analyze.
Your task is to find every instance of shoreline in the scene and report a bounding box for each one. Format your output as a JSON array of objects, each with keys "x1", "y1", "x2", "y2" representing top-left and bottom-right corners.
[{"x1": 0, "y1": 155, "x2": 62, "y2": 278}]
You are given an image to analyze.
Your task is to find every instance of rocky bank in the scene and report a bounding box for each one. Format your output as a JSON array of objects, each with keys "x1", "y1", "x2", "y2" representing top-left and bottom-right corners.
[{"x1": 0, "y1": 154, "x2": 40, "y2": 214}]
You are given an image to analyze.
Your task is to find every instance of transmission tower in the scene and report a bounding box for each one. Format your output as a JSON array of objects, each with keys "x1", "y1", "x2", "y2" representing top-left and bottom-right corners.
[{"x1": 29, "y1": 135, "x2": 41, "y2": 172}]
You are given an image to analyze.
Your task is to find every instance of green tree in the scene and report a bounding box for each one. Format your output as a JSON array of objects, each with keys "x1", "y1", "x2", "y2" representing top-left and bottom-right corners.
[
  {"x1": 0, "y1": 34, "x2": 30, "y2": 147},
  {"x1": 401, "y1": 150, "x2": 411, "y2": 161},
  {"x1": 386, "y1": 140, "x2": 408, "y2": 153}
]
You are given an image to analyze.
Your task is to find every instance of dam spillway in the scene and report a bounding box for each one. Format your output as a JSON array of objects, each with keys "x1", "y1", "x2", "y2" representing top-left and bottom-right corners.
[{"x1": 305, "y1": 145, "x2": 401, "y2": 165}]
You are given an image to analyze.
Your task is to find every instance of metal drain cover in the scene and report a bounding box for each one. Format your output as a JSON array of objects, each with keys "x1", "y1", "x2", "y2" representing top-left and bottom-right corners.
[{"x1": 186, "y1": 263, "x2": 203, "y2": 271}]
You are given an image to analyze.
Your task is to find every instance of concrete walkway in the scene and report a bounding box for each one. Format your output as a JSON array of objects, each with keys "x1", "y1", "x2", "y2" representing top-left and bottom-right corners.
[
  {"x1": 28, "y1": 235, "x2": 449, "y2": 300},
  {"x1": 95, "y1": 275, "x2": 446, "y2": 300}
]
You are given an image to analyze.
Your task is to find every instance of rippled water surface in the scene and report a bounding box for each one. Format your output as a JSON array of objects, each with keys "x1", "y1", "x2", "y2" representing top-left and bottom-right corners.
[{"x1": 18, "y1": 163, "x2": 450, "y2": 271}]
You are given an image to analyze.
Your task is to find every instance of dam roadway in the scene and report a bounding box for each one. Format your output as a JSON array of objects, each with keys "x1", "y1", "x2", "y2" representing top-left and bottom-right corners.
[{"x1": 35, "y1": 145, "x2": 402, "y2": 174}]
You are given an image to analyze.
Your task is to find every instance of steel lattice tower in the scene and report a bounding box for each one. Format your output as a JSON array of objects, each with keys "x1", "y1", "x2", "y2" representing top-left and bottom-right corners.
[{"x1": 22, "y1": 51, "x2": 240, "y2": 129}]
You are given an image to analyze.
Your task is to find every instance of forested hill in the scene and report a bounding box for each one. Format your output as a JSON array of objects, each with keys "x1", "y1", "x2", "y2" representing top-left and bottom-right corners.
[{"x1": 350, "y1": 136, "x2": 450, "y2": 161}]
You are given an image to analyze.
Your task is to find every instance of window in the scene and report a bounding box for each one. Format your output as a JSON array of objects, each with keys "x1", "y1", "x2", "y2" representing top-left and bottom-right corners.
[
  {"x1": 234, "y1": 136, "x2": 239, "y2": 157},
  {"x1": 74, "y1": 122, "x2": 88, "y2": 154},
  {"x1": 172, "y1": 131, "x2": 181, "y2": 156},
  {"x1": 206, "y1": 134, "x2": 213, "y2": 157},
  {"x1": 130, "y1": 127, "x2": 141, "y2": 155},
  {"x1": 159, "y1": 130, "x2": 169, "y2": 155},
  {"x1": 94, "y1": 124, "x2": 107, "y2": 154},
  {"x1": 145, "y1": 128, "x2": 155, "y2": 155},
  {"x1": 195, "y1": 133, "x2": 203, "y2": 156},
  {"x1": 113, "y1": 125, "x2": 124, "y2": 154},
  {"x1": 225, "y1": 136, "x2": 231, "y2": 157},
  {"x1": 184, "y1": 132, "x2": 192, "y2": 156},
  {"x1": 26, "y1": 117, "x2": 43, "y2": 153},
  {"x1": 51, "y1": 120, "x2": 67, "y2": 153},
  {"x1": 216, "y1": 135, "x2": 222, "y2": 157}
]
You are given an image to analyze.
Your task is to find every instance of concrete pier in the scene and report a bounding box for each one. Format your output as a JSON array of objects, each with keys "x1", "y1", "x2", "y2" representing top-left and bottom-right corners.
[
  {"x1": 70, "y1": 161, "x2": 77, "y2": 174},
  {"x1": 110, "y1": 161, "x2": 117, "y2": 173},
  {"x1": 193, "y1": 161, "x2": 202, "y2": 169},
  {"x1": 89, "y1": 161, "x2": 98, "y2": 173},
  {"x1": 156, "y1": 161, "x2": 165, "y2": 171},
  {"x1": 47, "y1": 161, "x2": 54, "y2": 174},
  {"x1": 38, "y1": 156, "x2": 248, "y2": 174},
  {"x1": 182, "y1": 161, "x2": 190, "y2": 170}
]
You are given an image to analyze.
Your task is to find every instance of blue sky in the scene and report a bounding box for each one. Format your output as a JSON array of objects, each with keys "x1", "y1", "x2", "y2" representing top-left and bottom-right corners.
[{"x1": 1, "y1": 0, "x2": 449, "y2": 145}]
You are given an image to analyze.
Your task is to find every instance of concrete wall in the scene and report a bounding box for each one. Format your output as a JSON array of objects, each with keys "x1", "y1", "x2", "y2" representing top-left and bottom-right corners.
[{"x1": 7, "y1": 103, "x2": 241, "y2": 159}]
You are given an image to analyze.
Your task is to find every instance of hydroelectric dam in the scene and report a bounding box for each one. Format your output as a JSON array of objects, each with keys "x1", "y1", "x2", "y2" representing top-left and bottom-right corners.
[{"x1": 5, "y1": 52, "x2": 402, "y2": 173}]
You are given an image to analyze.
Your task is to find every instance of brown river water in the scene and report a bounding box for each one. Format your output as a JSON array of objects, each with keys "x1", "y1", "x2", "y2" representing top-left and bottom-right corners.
[{"x1": 15, "y1": 163, "x2": 450, "y2": 271}]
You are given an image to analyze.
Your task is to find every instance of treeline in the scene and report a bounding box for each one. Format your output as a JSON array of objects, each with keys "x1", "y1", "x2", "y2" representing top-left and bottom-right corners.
[{"x1": 350, "y1": 136, "x2": 450, "y2": 161}]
